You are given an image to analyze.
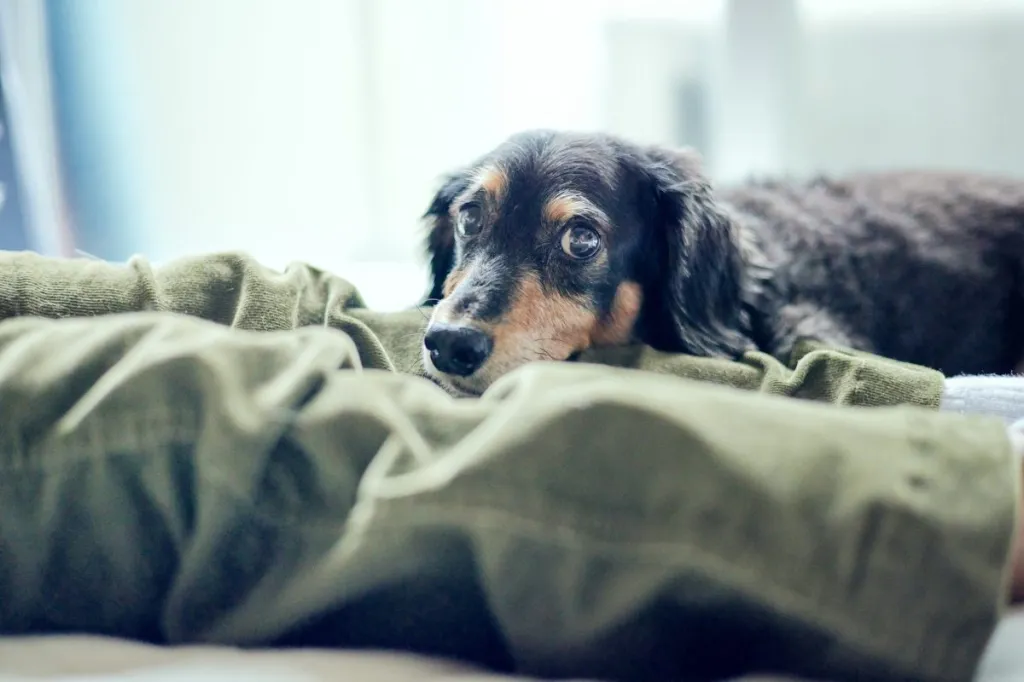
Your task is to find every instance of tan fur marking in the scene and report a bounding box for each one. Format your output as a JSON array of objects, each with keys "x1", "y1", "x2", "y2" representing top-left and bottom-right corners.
[
  {"x1": 591, "y1": 281, "x2": 643, "y2": 346},
  {"x1": 442, "y1": 269, "x2": 466, "y2": 298},
  {"x1": 428, "y1": 273, "x2": 641, "y2": 395},
  {"x1": 476, "y1": 166, "x2": 508, "y2": 205},
  {"x1": 491, "y1": 275, "x2": 596, "y2": 360},
  {"x1": 543, "y1": 193, "x2": 592, "y2": 225}
]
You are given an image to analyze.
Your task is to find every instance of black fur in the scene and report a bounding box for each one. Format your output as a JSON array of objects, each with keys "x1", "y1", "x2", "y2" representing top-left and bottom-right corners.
[
  {"x1": 422, "y1": 129, "x2": 1024, "y2": 377},
  {"x1": 424, "y1": 171, "x2": 473, "y2": 302},
  {"x1": 629, "y1": 144, "x2": 753, "y2": 358}
]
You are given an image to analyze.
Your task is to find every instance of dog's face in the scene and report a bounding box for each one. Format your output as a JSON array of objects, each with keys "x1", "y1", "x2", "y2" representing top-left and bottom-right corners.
[{"x1": 420, "y1": 130, "x2": 751, "y2": 396}]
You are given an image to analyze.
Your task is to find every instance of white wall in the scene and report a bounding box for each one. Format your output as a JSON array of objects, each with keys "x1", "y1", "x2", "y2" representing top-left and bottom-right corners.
[
  {"x1": 795, "y1": 5, "x2": 1024, "y2": 179},
  {"x1": 113, "y1": 0, "x2": 373, "y2": 265}
]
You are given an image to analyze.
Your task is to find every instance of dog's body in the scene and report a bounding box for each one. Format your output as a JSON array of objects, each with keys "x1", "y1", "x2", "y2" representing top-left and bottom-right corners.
[
  {"x1": 419, "y1": 130, "x2": 1024, "y2": 395},
  {"x1": 721, "y1": 171, "x2": 1024, "y2": 375}
]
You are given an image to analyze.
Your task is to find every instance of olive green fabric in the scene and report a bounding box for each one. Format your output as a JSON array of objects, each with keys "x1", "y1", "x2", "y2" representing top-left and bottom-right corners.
[
  {"x1": 0, "y1": 249, "x2": 943, "y2": 407},
  {"x1": 0, "y1": 249, "x2": 1013, "y2": 682},
  {"x1": 0, "y1": 309, "x2": 1016, "y2": 682}
]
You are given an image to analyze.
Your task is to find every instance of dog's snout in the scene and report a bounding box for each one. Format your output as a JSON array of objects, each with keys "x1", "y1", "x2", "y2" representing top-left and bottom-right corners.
[{"x1": 424, "y1": 324, "x2": 493, "y2": 377}]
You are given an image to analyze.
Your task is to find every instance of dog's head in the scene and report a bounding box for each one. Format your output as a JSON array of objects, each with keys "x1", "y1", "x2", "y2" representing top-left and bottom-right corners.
[{"x1": 420, "y1": 130, "x2": 752, "y2": 395}]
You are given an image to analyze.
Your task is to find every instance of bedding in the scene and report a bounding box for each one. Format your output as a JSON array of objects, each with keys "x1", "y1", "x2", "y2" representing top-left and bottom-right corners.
[
  {"x1": 0, "y1": 614, "x2": 1012, "y2": 682},
  {"x1": 0, "y1": 250, "x2": 1016, "y2": 682},
  {"x1": 0, "y1": 617, "x2": 1022, "y2": 682},
  {"x1": 0, "y1": 635, "x2": 793, "y2": 681},
  {"x1": 0, "y1": 249, "x2": 943, "y2": 407}
]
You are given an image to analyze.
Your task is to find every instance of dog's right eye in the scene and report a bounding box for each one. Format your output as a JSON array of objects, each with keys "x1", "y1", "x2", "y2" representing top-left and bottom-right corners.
[
  {"x1": 561, "y1": 223, "x2": 602, "y2": 260},
  {"x1": 457, "y1": 203, "x2": 483, "y2": 236}
]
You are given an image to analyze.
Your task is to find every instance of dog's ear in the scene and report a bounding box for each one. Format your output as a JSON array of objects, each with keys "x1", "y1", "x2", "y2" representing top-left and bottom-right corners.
[
  {"x1": 421, "y1": 170, "x2": 473, "y2": 305},
  {"x1": 635, "y1": 145, "x2": 752, "y2": 358}
]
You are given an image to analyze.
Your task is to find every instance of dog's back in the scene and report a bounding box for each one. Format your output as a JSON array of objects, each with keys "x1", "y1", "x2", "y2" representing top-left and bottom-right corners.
[{"x1": 722, "y1": 171, "x2": 1024, "y2": 375}]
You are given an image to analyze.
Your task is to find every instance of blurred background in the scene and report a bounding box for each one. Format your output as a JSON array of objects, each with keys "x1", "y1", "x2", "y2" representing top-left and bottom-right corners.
[{"x1": 0, "y1": 0, "x2": 1022, "y2": 309}]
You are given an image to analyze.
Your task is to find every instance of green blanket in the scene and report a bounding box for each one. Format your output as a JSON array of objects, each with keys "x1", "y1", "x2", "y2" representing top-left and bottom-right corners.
[
  {"x1": 0, "y1": 250, "x2": 1013, "y2": 682},
  {"x1": 0, "y1": 250, "x2": 942, "y2": 407}
]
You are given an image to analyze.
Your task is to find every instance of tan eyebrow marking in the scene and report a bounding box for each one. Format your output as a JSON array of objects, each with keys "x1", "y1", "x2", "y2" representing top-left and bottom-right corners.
[
  {"x1": 472, "y1": 165, "x2": 509, "y2": 205},
  {"x1": 542, "y1": 191, "x2": 608, "y2": 226}
]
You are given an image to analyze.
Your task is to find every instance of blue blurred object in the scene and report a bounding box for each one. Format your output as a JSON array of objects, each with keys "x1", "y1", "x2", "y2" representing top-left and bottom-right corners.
[
  {"x1": 0, "y1": 44, "x2": 30, "y2": 251},
  {"x1": 44, "y1": 0, "x2": 147, "y2": 261}
]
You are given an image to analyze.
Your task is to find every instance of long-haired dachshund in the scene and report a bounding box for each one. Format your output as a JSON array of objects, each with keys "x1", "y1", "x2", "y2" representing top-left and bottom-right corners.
[{"x1": 419, "y1": 129, "x2": 1024, "y2": 396}]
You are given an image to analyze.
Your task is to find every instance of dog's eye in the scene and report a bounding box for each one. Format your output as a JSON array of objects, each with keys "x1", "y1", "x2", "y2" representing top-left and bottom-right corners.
[
  {"x1": 457, "y1": 203, "x2": 483, "y2": 236},
  {"x1": 560, "y1": 224, "x2": 602, "y2": 260}
]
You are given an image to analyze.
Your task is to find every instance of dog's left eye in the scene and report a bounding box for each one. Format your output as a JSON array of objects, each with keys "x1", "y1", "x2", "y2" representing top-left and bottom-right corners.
[
  {"x1": 561, "y1": 224, "x2": 602, "y2": 260},
  {"x1": 457, "y1": 203, "x2": 483, "y2": 236}
]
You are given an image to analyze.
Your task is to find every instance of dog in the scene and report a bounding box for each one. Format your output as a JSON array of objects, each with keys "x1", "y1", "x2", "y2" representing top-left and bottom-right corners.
[{"x1": 418, "y1": 129, "x2": 1024, "y2": 396}]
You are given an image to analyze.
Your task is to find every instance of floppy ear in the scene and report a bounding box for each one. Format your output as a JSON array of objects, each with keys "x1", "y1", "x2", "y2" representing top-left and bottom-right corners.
[
  {"x1": 421, "y1": 170, "x2": 472, "y2": 305},
  {"x1": 636, "y1": 145, "x2": 753, "y2": 358}
]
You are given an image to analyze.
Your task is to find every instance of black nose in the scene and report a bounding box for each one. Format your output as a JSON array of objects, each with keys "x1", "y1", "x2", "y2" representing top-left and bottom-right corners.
[{"x1": 423, "y1": 324, "x2": 493, "y2": 377}]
